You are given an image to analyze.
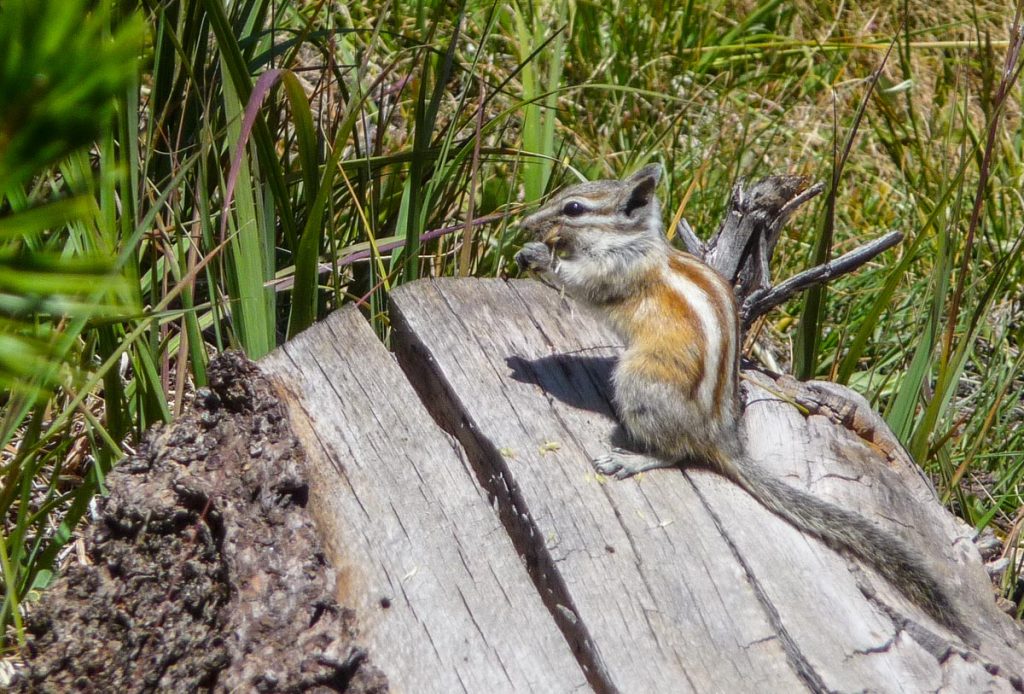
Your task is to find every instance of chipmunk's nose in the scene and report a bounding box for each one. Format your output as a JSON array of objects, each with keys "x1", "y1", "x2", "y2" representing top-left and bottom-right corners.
[
  {"x1": 519, "y1": 207, "x2": 552, "y2": 238},
  {"x1": 519, "y1": 210, "x2": 539, "y2": 233}
]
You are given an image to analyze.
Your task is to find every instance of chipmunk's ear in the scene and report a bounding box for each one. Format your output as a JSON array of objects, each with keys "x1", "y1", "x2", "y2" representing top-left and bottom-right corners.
[
  {"x1": 626, "y1": 163, "x2": 663, "y2": 185},
  {"x1": 622, "y1": 164, "x2": 662, "y2": 217}
]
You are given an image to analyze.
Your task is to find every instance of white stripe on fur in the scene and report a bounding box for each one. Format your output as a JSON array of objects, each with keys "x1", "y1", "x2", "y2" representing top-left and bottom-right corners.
[{"x1": 663, "y1": 266, "x2": 721, "y2": 412}]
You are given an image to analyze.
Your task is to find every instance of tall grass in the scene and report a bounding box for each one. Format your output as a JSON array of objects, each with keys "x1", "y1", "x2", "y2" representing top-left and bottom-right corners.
[{"x1": 2, "y1": 0, "x2": 1023, "y2": 645}]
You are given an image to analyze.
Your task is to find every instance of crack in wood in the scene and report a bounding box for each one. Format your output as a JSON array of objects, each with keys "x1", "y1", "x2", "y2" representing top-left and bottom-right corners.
[
  {"x1": 686, "y1": 474, "x2": 831, "y2": 694},
  {"x1": 390, "y1": 298, "x2": 617, "y2": 694},
  {"x1": 264, "y1": 307, "x2": 588, "y2": 691}
]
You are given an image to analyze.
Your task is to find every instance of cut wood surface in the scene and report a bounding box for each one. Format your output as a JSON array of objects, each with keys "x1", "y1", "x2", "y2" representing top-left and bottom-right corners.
[
  {"x1": 258, "y1": 277, "x2": 1023, "y2": 693},
  {"x1": 260, "y1": 307, "x2": 588, "y2": 693},
  {"x1": 386, "y1": 277, "x2": 1024, "y2": 693}
]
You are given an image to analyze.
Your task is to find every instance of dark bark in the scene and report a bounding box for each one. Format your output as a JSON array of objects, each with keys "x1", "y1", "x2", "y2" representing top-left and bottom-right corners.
[{"x1": 14, "y1": 353, "x2": 387, "y2": 694}]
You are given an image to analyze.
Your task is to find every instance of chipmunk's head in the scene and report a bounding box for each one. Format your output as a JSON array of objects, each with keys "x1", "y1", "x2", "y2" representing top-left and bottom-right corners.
[
  {"x1": 520, "y1": 164, "x2": 664, "y2": 252},
  {"x1": 515, "y1": 164, "x2": 668, "y2": 302}
]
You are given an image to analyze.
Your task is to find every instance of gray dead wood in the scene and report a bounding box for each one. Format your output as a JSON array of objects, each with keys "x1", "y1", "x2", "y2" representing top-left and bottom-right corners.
[
  {"x1": 693, "y1": 176, "x2": 821, "y2": 288},
  {"x1": 740, "y1": 230, "x2": 903, "y2": 325},
  {"x1": 390, "y1": 277, "x2": 1024, "y2": 694},
  {"x1": 687, "y1": 175, "x2": 901, "y2": 328},
  {"x1": 260, "y1": 307, "x2": 588, "y2": 694}
]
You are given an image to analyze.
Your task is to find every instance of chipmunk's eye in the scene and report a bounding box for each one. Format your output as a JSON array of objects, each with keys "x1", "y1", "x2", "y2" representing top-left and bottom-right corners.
[{"x1": 561, "y1": 201, "x2": 585, "y2": 217}]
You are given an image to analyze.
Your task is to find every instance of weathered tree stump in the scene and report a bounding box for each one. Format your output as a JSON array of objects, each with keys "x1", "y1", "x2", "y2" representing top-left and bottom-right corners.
[
  {"x1": 16, "y1": 178, "x2": 1024, "y2": 692},
  {"x1": 379, "y1": 277, "x2": 1023, "y2": 692},
  {"x1": 19, "y1": 279, "x2": 1023, "y2": 692}
]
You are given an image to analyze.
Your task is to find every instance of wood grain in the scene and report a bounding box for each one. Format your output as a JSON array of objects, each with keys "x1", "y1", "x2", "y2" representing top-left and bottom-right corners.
[
  {"x1": 391, "y1": 279, "x2": 806, "y2": 692},
  {"x1": 390, "y1": 277, "x2": 1024, "y2": 693},
  {"x1": 261, "y1": 306, "x2": 588, "y2": 694}
]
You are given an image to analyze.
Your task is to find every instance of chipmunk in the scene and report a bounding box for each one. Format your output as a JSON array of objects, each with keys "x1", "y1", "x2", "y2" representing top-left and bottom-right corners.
[{"x1": 514, "y1": 164, "x2": 970, "y2": 641}]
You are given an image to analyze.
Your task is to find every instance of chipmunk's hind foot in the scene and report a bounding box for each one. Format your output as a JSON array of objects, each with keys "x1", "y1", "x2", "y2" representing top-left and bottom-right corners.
[{"x1": 593, "y1": 448, "x2": 677, "y2": 480}]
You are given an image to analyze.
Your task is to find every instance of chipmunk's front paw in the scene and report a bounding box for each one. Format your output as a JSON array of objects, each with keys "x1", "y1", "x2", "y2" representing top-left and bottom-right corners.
[
  {"x1": 593, "y1": 448, "x2": 673, "y2": 480},
  {"x1": 515, "y1": 242, "x2": 553, "y2": 273}
]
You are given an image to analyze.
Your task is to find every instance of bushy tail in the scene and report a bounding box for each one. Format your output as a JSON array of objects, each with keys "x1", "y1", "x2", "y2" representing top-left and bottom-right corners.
[{"x1": 726, "y1": 455, "x2": 971, "y2": 641}]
